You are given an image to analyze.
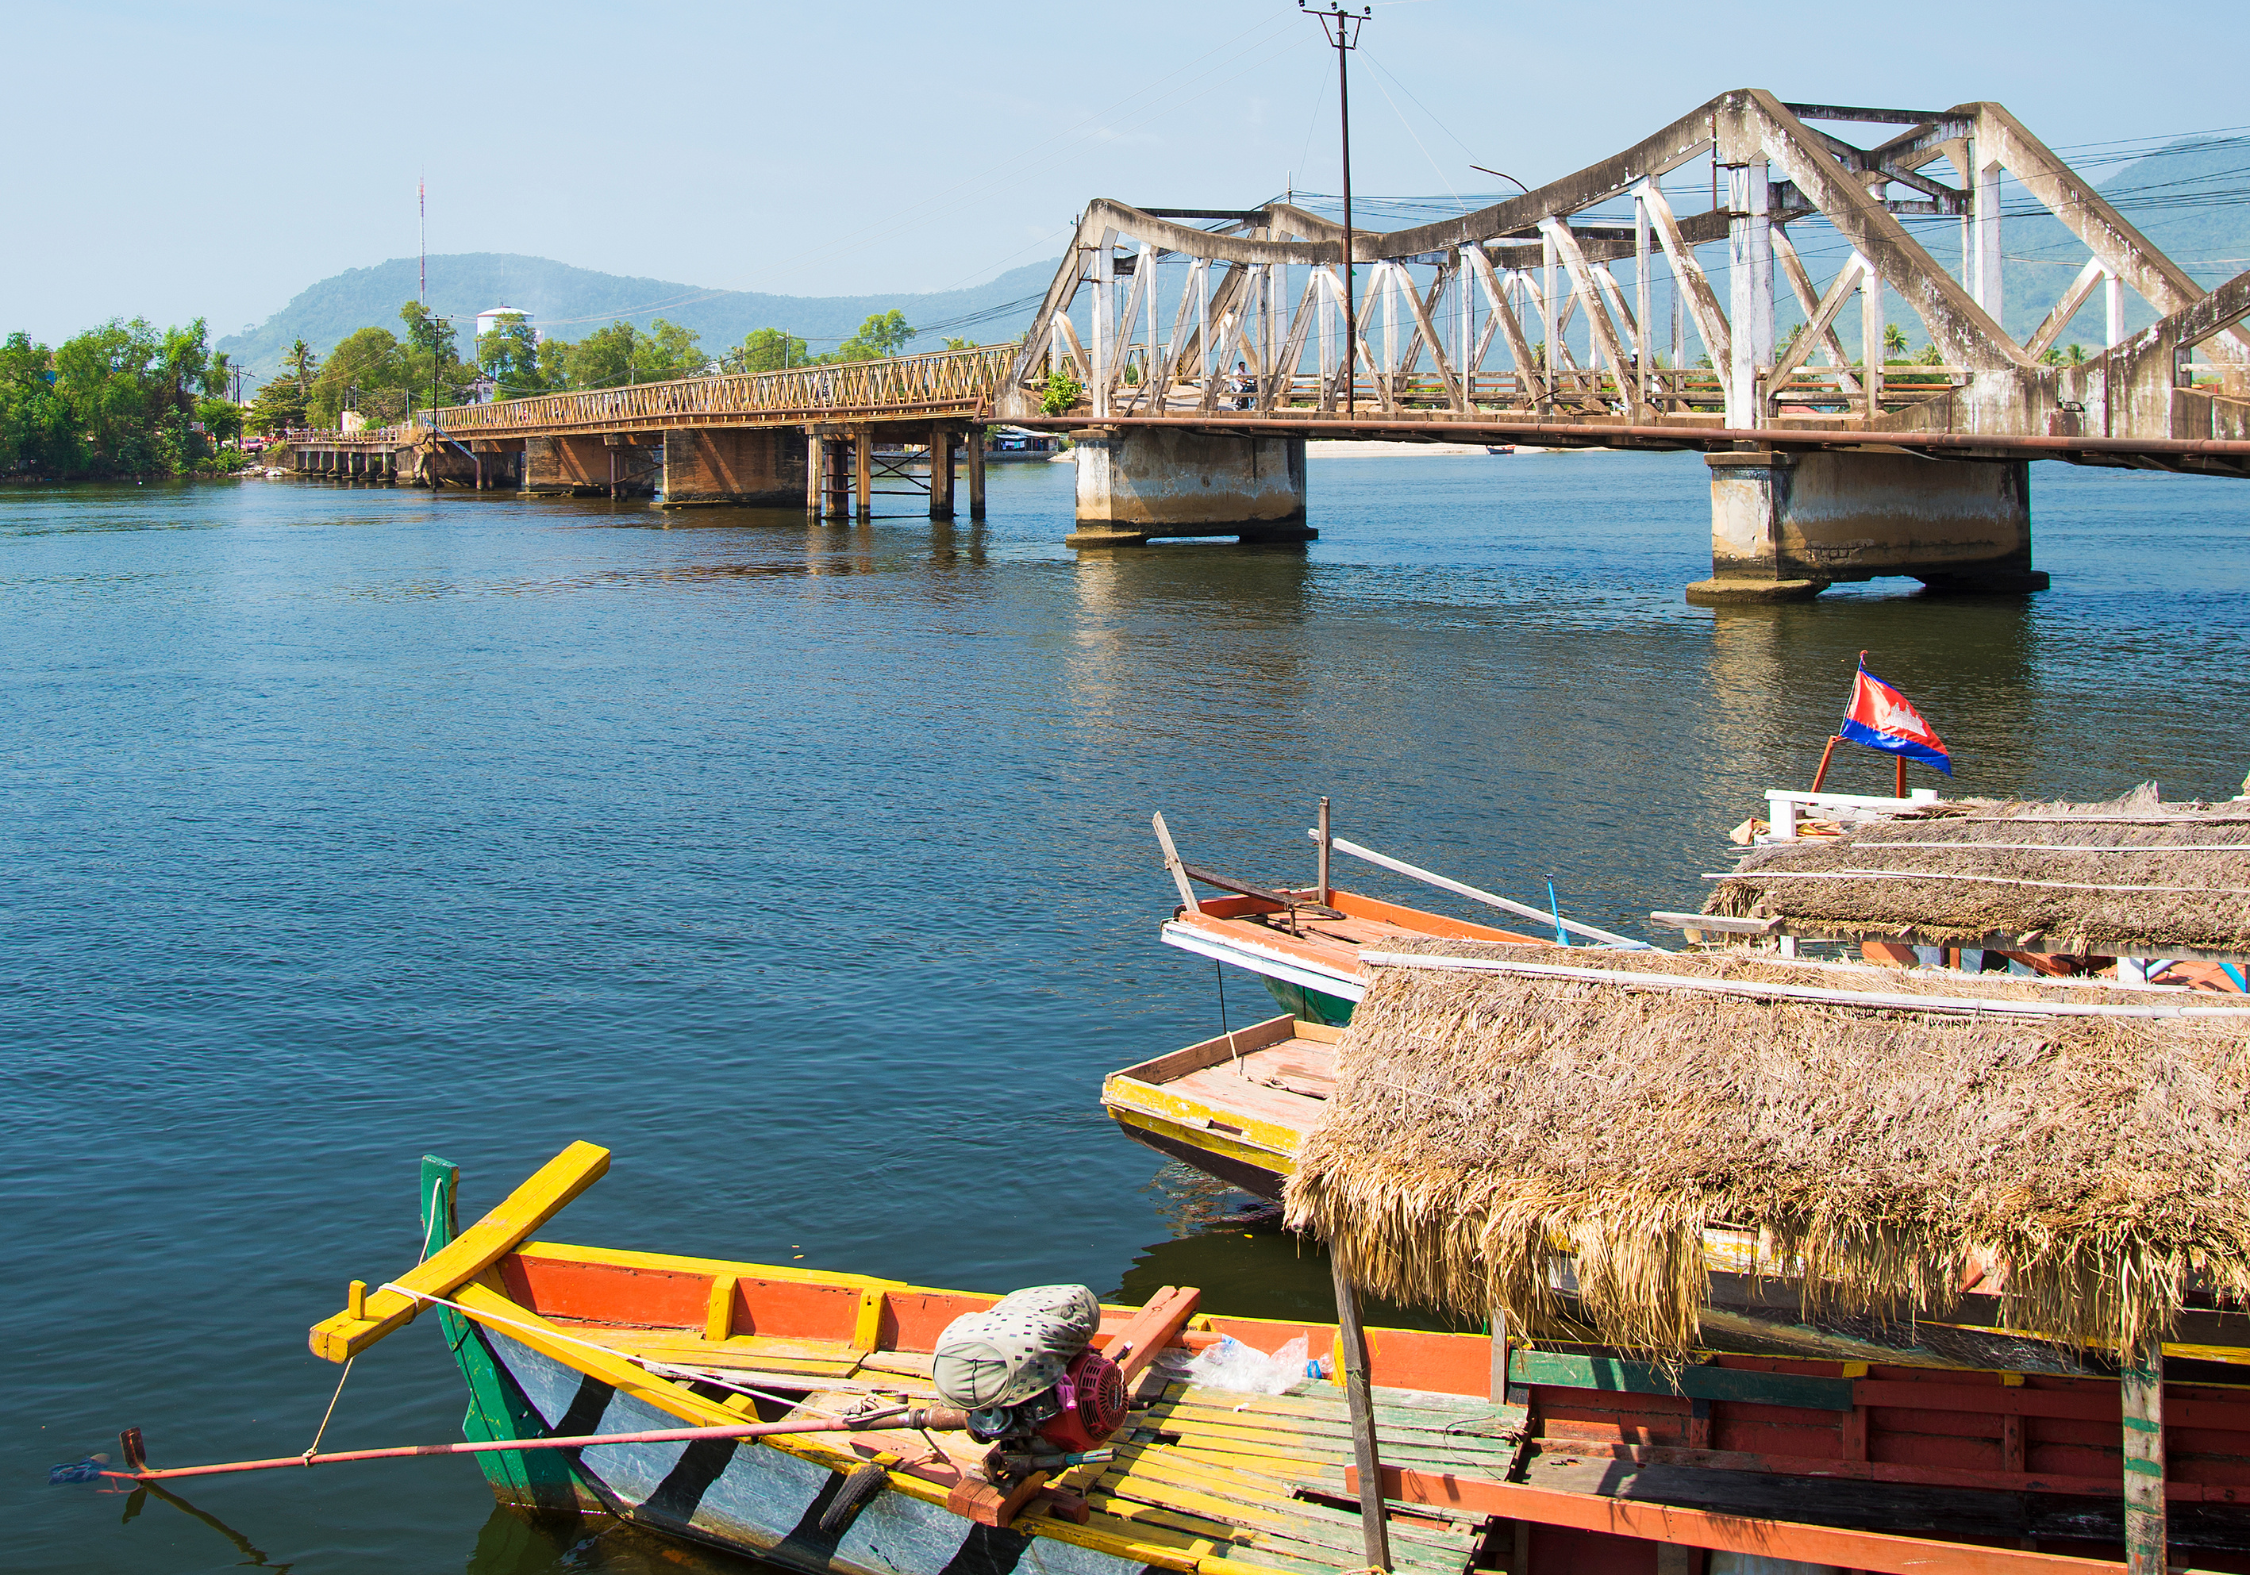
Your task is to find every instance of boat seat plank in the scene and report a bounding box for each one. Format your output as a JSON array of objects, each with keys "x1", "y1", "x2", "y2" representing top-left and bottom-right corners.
[
  {"x1": 1084, "y1": 1383, "x2": 1484, "y2": 1575},
  {"x1": 1164, "y1": 1068, "x2": 1331, "y2": 1130},
  {"x1": 1102, "y1": 1443, "x2": 1475, "y2": 1553}
]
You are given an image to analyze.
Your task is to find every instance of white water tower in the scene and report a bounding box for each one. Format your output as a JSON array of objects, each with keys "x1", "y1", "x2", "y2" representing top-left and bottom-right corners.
[{"x1": 476, "y1": 304, "x2": 531, "y2": 342}]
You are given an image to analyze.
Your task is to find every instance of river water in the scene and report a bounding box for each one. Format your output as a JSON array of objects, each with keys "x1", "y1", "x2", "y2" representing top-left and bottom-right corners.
[{"x1": 7, "y1": 453, "x2": 2247, "y2": 1574}]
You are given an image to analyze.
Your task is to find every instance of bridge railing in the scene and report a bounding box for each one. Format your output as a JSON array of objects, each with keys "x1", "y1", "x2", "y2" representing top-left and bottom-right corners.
[{"x1": 415, "y1": 344, "x2": 1020, "y2": 437}]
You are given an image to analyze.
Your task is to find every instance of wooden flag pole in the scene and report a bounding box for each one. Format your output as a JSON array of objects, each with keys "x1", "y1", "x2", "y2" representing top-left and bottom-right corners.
[
  {"x1": 1808, "y1": 735, "x2": 1841, "y2": 793},
  {"x1": 1895, "y1": 754, "x2": 1906, "y2": 798}
]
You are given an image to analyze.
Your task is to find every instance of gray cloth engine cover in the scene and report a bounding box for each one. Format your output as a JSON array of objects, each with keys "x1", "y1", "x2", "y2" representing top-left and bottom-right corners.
[{"x1": 932, "y1": 1285, "x2": 1102, "y2": 1410}]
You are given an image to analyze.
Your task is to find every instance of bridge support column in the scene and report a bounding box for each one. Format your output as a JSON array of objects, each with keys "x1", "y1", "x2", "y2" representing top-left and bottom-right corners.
[
  {"x1": 524, "y1": 435, "x2": 615, "y2": 496},
  {"x1": 1064, "y1": 428, "x2": 1311, "y2": 547},
  {"x1": 822, "y1": 438, "x2": 851, "y2": 520},
  {"x1": 929, "y1": 424, "x2": 956, "y2": 520},
  {"x1": 655, "y1": 428, "x2": 807, "y2": 507},
  {"x1": 805, "y1": 433, "x2": 823, "y2": 515},
  {"x1": 967, "y1": 425, "x2": 986, "y2": 520},
  {"x1": 854, "y1": 430, "x2": 872, "y2": 521},
  {"x1": 1686, "y1": 449, "x2": 2050, "y2": 604}
]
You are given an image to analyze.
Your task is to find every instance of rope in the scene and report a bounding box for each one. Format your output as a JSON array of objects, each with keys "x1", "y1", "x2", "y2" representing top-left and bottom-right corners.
[
  {"x1": 420, "y1": 1177, "x2": 447, "y2": 1263},
  {"x1": 379, "y1": 1284, "x2": 872, "y2": 1422},
  {"x1": 303, "y1": 1358, "x2": 354, "y2": 1462}
]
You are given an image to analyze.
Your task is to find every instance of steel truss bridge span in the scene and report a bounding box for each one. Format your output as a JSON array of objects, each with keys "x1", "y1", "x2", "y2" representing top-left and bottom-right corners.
[{"x1": 992, "y1": 89, "x2": 2250, "y2": 475}]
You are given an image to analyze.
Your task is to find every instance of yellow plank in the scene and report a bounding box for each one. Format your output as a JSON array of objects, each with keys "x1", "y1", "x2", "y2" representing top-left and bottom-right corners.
[
  {"x1": 853, "y1": 1288, "x2": 887, "y2": 1352},
  {"x1": 1102, "y1": 1467, "x2": 1298, "y2": 1531},
  {"x1": 573, "y1": 1328, "x2": 862, "y2": 1375},
  {"x1": 1105, "y1": 1108, "x2": 1299, "y2": 1180},
  {"x1": 308, "y1": 1141, "x2": 611, "y2": 1362},
  {"x1": 1103, "y1": 1083, "x2": 1302, "y2": 1163},
  {"x1": 1037, "y1": 1510, "x2": 1211, "y2": 1573},
  {"x1": 1087, "y1": 1496, "x2": 1260, "y2": 1544},
  {"x1": 515, "y1": 1237, "x2": 917, "y2": 1292},
  {"x1": 706, "y1": 1275, "x2": 737, "y2": 1341}
]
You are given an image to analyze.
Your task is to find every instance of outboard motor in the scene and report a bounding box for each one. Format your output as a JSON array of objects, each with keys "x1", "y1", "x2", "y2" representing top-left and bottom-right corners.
[{"x1": 932, "y1": 1285, "x2": 1129, "y2": 1477}]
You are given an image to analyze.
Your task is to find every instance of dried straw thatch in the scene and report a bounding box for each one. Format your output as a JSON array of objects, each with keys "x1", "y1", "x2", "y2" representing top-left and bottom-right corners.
[
  {"x1": 1707, "y1": 789, "x2": 2250, "y2": 957},
  {"x1": 1282, "y1": 940, "x2": 2250, "y2": 1357}
]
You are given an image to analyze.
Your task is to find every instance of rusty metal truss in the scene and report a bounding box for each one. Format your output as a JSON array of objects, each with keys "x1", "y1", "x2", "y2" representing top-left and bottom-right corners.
[{"x1": 996, "y1": 90, "x2": 2250, "y2": 467}]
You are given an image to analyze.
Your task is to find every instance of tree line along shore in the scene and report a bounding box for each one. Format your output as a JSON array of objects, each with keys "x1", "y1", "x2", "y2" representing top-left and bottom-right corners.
[{"x1": 1, "y1": 304, "x2": 970, "y2": 481}]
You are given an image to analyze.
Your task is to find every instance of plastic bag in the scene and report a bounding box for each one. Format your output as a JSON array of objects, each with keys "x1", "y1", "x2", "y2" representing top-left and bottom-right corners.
[
  {"x1": 49, "y1": 1456, "x2": 108, "y2": 1485},
  {"x1": 1182, "y1": 1334, "x2": 1315, "y2": 1396}
]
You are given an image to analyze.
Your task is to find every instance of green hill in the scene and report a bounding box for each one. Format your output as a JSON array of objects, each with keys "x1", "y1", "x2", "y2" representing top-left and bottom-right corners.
[
  {"x1": 215, "y1": 254, "x2": 1062, "y2": 380},
  {"x1": 1998, "y1": 133, "x2": 2250, "y2": 347}
]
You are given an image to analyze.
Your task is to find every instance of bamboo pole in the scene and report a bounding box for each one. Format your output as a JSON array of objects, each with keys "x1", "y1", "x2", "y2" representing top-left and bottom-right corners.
[
  {"x1": 2122, "y1": 1339, "x2": 2167, "y2": 1575},
  {"x1": 1331, "y1": 1254, "x2": 1393, "y2": 1574}
]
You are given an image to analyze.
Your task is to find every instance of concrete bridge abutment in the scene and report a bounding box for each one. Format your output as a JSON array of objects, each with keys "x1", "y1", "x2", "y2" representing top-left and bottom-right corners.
[
  {"x1": 1686, "y1": 449, "x2": 2050, "y2": 604},
  {"x1": 1064, "y1": 428, "x2": 1312, "y2": 548}
]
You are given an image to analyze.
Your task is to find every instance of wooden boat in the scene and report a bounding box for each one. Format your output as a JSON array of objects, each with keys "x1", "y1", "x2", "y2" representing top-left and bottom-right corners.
[
  {"x1": 1104, "y1": 1014, "x2": 1339, "y2": 1198},
  {"x1": 1161, "y1": 891, "x2": 1535, "y2": 1027},
  {"x1": 307, "y1": 1143, "x2": 2250, "y2": 1574},
  {"x1": 1148, "y1": 810, "x2": 1643, "y2": 1026},
  {"x1": 1101, "y1": 1007, "x2": 2250, "y2": 1367}
]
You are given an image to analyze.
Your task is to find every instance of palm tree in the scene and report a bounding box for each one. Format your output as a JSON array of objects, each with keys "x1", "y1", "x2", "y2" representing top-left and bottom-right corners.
[
  {"x1": 1882, "y1": 323, "x2": 1908, "y2": 360},
  {"x1": 286, "y1": 339, "x2": 317, "y2": 397}
]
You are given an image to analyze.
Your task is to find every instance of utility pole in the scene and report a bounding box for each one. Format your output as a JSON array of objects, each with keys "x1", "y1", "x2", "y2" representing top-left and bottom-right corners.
[{"x1": 1302, "y1": 2, "x2": 1369, "y2": 417}]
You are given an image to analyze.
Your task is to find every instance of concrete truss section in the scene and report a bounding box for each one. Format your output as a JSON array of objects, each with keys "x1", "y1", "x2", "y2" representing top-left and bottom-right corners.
[{"x1": 996, "y1": 89, "x2": 2250, "y2": 581}]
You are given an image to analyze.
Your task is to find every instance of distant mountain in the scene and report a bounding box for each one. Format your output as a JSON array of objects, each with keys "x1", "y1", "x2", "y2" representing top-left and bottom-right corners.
[
  {"x1": 214, "y1": 254, "x2": 1063, "y2": 380},
  {"x1": 220, "y1": 136, "x2": 2246, "y2": 383}
]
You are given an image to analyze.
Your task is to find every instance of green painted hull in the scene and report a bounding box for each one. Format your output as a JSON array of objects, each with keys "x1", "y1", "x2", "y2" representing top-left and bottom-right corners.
[
  {"x1": 1257, "y1": 973, "x2": 1355, "y2": 1026},
  {"x1": 420, "y1": 1154, "x2": 599, "y2": 1512}
]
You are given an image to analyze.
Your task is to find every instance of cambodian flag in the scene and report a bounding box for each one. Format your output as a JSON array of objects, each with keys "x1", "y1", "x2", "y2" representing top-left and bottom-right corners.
[{"x1": 1839, "y1": 656, "x2": 1952, "y2": 775}]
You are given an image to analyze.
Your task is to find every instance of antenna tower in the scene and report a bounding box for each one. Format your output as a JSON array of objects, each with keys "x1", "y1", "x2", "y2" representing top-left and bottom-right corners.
[{"x1": 419, "y1": 174, "x2": 427, "y2": 302}]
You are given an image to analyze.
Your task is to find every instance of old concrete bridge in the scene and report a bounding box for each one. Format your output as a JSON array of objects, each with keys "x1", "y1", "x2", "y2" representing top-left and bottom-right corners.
[{"x1": 297, "y1": 90, "x2": 2250, "y2": 602}]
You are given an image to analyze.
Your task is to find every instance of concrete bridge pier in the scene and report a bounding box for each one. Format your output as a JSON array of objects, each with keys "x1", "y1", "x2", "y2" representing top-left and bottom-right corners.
[
  {"x1": 1063, "y1": 428, "x2": 1312, "y2": 548},
  {"x1": 653, "y1": 428, "x2": 806, "y2": 507},
  {"x1": 814, "y1": 434, "x2": 851, "y2": 519},
  {"x1": 523, "y1": 435, "x2": 619, "y2": 496},
  {"x1": 1685, "y1": 449, "x2": 2050, "y2": 604}
]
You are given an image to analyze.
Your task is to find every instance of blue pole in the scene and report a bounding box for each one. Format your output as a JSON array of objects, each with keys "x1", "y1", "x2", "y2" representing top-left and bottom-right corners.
[{"x1": 1545, "y1": 877, "x2": 1568, "y2": 947}]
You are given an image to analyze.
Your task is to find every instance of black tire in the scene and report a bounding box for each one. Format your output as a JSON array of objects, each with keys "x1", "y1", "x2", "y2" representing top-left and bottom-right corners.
[{"x1": 819, "y1": 1461, "x2": 888, "y2": 1534}]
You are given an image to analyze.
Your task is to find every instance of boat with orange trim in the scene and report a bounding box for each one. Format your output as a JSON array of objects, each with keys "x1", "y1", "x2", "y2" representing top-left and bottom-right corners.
[
  {"x1": 284, "y1": 1142, "x2": 2250, "y2": 1575},
  {"x1": 1147, "y1": 806, "x2": 1648, "y2": 1028}
]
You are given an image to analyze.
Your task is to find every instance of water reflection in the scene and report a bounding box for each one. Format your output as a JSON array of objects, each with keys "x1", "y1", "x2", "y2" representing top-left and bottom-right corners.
[{"x1": 118, "y1": 1481, "x2": 293, "y2": 1571}]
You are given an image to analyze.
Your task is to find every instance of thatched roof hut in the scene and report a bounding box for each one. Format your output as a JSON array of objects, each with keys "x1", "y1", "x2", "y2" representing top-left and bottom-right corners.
[
  {"x1": 1281, "y1": 940, "x2": 2250, "y2": 1358},
  {"x1": 1704, "y1": 790, "x2": 2250, "y2": 960}
]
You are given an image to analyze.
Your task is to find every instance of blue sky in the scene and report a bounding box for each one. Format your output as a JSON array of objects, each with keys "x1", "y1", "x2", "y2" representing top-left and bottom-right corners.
[{"x1": 8, "y1": 0, "x2": 2244, "y2": 343}]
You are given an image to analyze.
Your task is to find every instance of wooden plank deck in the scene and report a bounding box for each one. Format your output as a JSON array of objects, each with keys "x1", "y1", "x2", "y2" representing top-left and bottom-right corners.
[
  {"x1": 1072, "y1": 1380, "x2": 1526, "y2": 1575},
  {"x1": 587, "y1": 1315, "x2": 1522, "y2": 1575}
]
